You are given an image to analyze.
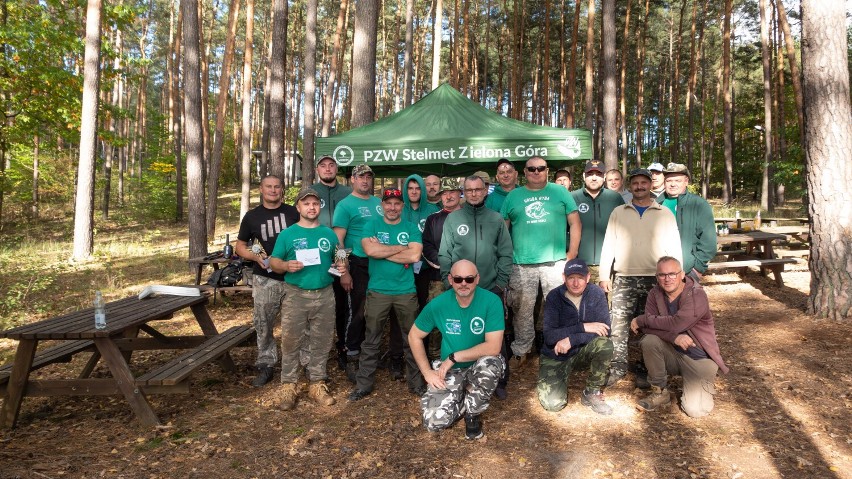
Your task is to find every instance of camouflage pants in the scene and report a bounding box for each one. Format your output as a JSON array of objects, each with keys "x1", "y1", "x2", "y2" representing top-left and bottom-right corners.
[
  {"x1": 421, "y1": 355, "x2": 505, "y2": 432},
  {"x1": 251, "y1": 275, "x2": 286, "y2": 368},
  {"x1": 279, "y1": 283, "x2": 335, "y2": 383},
  {"x1": 508, "y1": 261, "x2": 565, "y2": 357},
  {"x1": 641, "y1": 334, "x2": 718, "y2": 417},
  {"x1": 609, "y1": 275, "x2": 656, "y2": 378},
  {"x1": 536, "y1": 336, "x2": 614, "y2": 412}
]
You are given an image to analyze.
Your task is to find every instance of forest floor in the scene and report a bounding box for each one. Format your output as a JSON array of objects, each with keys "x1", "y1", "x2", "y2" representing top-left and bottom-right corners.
[{"x1": 0, "y1": 200, "x2": 850, "y2": 478}]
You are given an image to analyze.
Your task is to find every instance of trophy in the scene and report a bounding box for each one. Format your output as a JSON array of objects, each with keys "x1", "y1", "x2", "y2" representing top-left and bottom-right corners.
[
  {"x1": 329, "y1": 246, "x2": 351, "y2": 277},
  {"x1": 250, "y1": 241, "x2": 272, "y2": 272}
]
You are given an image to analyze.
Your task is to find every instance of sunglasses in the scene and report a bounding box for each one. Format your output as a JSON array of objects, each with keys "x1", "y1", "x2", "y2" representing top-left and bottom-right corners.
[
  {"x1": 382, "y1": 188, "x2": 402, "y2": 198},
  {"x1": 526, "y1": 165, "x2": 547, "y2": 173},
  {"x1": 451, "y1": 275, "x2": 477, "y2": 284}
]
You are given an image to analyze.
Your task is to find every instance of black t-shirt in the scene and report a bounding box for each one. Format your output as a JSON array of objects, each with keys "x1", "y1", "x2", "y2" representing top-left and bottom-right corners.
[{"x1": 237, "y1": 203, "x2": 300, "y2": 281}]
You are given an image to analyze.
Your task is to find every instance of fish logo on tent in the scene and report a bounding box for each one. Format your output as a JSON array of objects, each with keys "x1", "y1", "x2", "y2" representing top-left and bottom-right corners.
[
  {"x1": 557, "y1": 136, "x2": 582, "y2": 159},
  {"x1": 334, "y1": 145, "x2": 355, "y2": 166}
]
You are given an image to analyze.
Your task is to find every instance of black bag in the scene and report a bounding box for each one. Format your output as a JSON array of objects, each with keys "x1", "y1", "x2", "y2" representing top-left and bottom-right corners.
[{"x1": 207, "y1": 262, "x2": 244, "y2": 287}]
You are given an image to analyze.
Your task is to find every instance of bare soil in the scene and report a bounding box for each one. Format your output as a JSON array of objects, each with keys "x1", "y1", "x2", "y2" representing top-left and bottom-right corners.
[{"x1": 0, "y1": 261, "x2": 850, "y2": 478}]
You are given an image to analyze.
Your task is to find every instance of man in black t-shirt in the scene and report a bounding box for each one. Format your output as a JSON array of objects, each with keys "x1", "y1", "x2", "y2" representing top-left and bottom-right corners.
[{"x1": 236, "y1": 175, "x2": 299, "y2": 387}]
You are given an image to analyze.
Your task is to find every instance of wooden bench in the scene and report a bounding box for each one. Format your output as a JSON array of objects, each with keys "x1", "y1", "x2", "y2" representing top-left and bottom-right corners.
[
  {"x1": 714, "y1": 249, "x2": 747, "y2": 258},
  {"x1": 0, "y1": 340, "x2": 95, "y2": 386},
  {"x1": 707, "y1": 258, "x2": 797, "y2": 286},
  {"x1": 136, "y1": 325, "x2": 256, "y2": 387}
]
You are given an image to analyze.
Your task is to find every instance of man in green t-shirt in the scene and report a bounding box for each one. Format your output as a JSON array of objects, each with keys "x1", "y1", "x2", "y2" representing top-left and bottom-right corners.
[
  {"x1": 332, "y1": 164, "x2": 383, "y2": 380},
  {"x1": 408, "y1": 260, "x2": 505, "y2": 440},
  {"x1": 501, "y1": 156, "x2": 582, "y2": 371},
  {"x1": 269, "y1": 188, "x2": 347, "y2": 411},
  {"x1": 348, "y1": 188, "x2": 426, "y2": 401}
]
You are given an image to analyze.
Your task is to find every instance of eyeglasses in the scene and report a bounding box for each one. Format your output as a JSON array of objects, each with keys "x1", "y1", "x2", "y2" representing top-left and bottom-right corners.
[
  {"x1": 656, "y1": 271, "x2": 682, "y2": 280},
  {"x1": 382, "y1": 188, "x2": 402, "y2": 198},
  {"x1": 526, "y1": 166, "x2": 548, "y2": 173},
  {"x1": 464, "y1": 188, "x2": 486, "y2": 194},
  {"x1": 451, "y1": 275, "x2": 477, "y2": 284}
]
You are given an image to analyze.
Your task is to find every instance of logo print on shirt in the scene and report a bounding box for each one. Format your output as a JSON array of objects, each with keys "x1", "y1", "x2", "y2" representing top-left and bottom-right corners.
[
  {"x1": 358, "y1": 206, "x2": 372, "y2": 217},
  {"x1": 376, "y1": 232, "x2": 390, "y2": 244},
  {"x1": 397, "y1": 232, "x2": 410, "y2": 245},
  {"x1": 320, "y1": 199, "x2": 326, "y2": 209},
  {"x1": 318, "y1": 238, "x2": 332, "y2": 252},
  {"x1": 445, "y1": 319, "x2": 461, "y2": 335},
  {"x1": 578, "y1": 203, "x2": 590, "y2": 214},
  {"x1": 418, "y1": 219, "x2": 426, "y2": 232},
  {"x1": 457, "y1": 224, "x2": 469, "y2": 236},
  {"x1": 470, "y1": 317, "x2": 485, "y2": 335},
  {"x1": 376, "y1": 205, "x2": 385, "y2": 217},
  {"x1": 524, "y1": 201, "x2": 549, "y2": 220},
  {"x1": 293, "y1": 238, "x2": 308, "y2": 250}
]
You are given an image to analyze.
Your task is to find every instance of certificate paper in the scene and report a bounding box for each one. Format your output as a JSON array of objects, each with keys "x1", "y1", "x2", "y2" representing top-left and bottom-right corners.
[{"x1": 296, "y1": 248, "x2": 321, "y2": 266}]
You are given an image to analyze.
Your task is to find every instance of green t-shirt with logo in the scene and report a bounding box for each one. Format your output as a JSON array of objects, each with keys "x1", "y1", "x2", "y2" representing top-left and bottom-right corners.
[
  {"x1": 363, "y1": 217, "x2": 422, "y2": 295},
  {"x1": 501, "y1": 182, "x2": 578, "y2": 264},
  {"x1": 414, "y1": 287, "x2": 505, "y2": 368},
  {"x1": 332, "y1": 195, "x2": 383, "y2": 257},
  {"x1": 270, "y1": 224, "x2": 339, "y2": 290}
]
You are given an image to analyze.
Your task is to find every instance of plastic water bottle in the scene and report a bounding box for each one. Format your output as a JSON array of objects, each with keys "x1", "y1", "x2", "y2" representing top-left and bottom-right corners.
[{"x1": 94, "y1": 291, "x2": 106, "y2": 330}]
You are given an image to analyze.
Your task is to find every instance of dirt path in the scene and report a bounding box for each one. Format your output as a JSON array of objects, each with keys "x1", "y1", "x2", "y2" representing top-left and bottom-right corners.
[{"x1": 0, "y1": 266, "x2": 850, "y2": 478}]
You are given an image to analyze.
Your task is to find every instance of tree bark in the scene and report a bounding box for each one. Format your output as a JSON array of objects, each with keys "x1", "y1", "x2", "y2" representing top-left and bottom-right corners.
[
  {"x1": 431, "y1": 0, "x2": 442, "y2": 89},
  {"x1": 403, "y1": 0, "x2": 414, "y2": 106},
  {"x1": 583, "y1": 0, "x2": 594, "y2": 133},
  {"x1": 172, "y1": 9, "x2": 184, "y2": 221},
  {"x1": 239, "y1": 0, "x2": 255, "y2": 220},
  {"x1": 669, "y1": 0, "x2": 687, "y2": 164},
  {"x1": 618, "y1": 0, "x2": 632, "y2": 172},
  {"x1": 182, "y1": 0, "x2": 208, "y2": 259},
  {"x1": 685, "y1": 0, "x2": 706, "y2": 174},
  {"x1": 801, "y1": 0, "x2": 852, "y2": 320},
  {"x1": 72, "y1": 0, "x2": 102, "y2": 261},
  {"x1": 600, "y1": 0, "x2": 616, "y2": 169},
  {"x1": 32, "y1": 134, "x2": 39, "y2": 218},
  {"x1": 351, "y1": 0, "x2": 379, "y2": 127},
  {"x1": 759, "y1": 0, "x2": 773, "y2": 212},
  {"x1": 268, "y1": 0, "x2": 288, "y2": 177},
  {"x1": 635, "y1": 0, "x2": 649, "y2": 167},
  {"x1": 303, "y1": 0, "x2": 318, "y2": 183},
  {"x1": 321, "y1": 0, "x2": 350, "y2": 136},
  {"x1": 721, "y1": 0, "x2": 733, "y2": 204},
  {"x1": 565, "y1": 0, "x2": 580, "y2": 127}
]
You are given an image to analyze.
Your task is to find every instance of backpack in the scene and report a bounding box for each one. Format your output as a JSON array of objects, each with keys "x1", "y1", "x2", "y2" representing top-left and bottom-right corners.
[{"x1": 207, "y1": 261, "x2": 244, "y2": 287}]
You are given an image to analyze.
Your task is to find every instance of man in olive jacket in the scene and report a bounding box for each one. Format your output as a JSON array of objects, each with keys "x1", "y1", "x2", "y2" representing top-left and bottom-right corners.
[{"x1": 656, "y1": 163, "x2": 717, "y2": 281}]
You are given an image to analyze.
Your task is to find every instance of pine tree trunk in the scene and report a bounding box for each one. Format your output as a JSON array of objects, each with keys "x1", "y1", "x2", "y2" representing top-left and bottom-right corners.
[
  {"x1": 351, "y1": 0, "x2": 379, "y2": 128},
  {"x1": 600, "y1": 0, "x2": 616, "y2": 169},
  {"x1": 758, "y1": 0, "x2": 773, "y2": 212},
  {"x1": 172, "y1": 10, "x2": 184, "y2": 221},
  {"x1": 183, "y1": 0, "x2": 208, "y2": 259},
  {"x1": 268, "y1": 0, "x2": 288, "y2": 177},
  {"x1": 303, "y1": 0, "x2": 318, "y2": 183},
  {"x1": 239, "y1": 0, "x2": 255, "y2": 220},
  {"x1": 618, "y1": 0, "x2": 632, "y2": 172},
  {"x1": 721, "y1": 0, "x2": 733, "y2": 204},
  {"x1": 669, "y1": 0, "x2": 687, "y2": 163},
  {"x1": 583, "y1": 0, "x2": 594, "y2": 132},
  {"x1": 635, "y1": 0, "x2": 649, "y2": 167},
  {"x1": 432, "y1": 0, "x2": 442, "y2": 89},
  {"x1": 565, "y1": 0, "x2": 580, "y2": 127}
]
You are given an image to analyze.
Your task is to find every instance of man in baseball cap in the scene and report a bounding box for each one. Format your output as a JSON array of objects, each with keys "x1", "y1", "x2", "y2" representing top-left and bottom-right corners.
[
  {"x1": 485, "y1": 159, "x2": 518, "y2": 212},
  {"x1": 647, "y1": 162, "x2": 666, "y2": 199},
  {"x1": 570, "y1": 160, "x2": 625, "y2": 276}
]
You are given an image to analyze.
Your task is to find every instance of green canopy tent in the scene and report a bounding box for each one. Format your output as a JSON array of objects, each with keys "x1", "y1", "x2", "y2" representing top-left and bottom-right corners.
[{"x1": 315, "y1": 83, "x2": 593, "y2": 177}]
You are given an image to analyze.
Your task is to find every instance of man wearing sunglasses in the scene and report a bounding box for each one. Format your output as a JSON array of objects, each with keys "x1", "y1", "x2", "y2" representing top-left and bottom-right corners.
[
  {"x1": 501, "y1": 156, "x2": 582, "y2": 371},
  {"x1": 349, "y1": 188, "x2": 427, "y2": 401},
  {"x1": 630, "y1": 257, "x2": 728, "y2": 417},
  {"x1": 408, "y1": 260, "x2": 505, "y2": 440}
]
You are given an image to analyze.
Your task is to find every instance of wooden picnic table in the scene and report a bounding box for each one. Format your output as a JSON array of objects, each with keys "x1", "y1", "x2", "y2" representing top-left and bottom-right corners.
[
  {"x1": 711, "y1": 230, "x2": 796, "y2": 286},
  {"x1": 760, "y1": 225, "x2": 810, "y2": 247},
  {"x1": 0, "y1": 293, "x2": 254, "y2": 429}
]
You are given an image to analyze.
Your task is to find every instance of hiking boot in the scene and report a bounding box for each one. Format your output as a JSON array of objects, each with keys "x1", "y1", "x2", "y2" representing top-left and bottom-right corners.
[
  {"x1": 308, "y1": 381, "x2": 336, "y2": 406},
  {"x1": 347, "y1": 388, "x2": 371, "y2": 402},
  {"x1": 508, "y1": 353, "x2": 527, "y2": 371},
  {"x1": 636, "y1": 385, "x2": 671, "y2": 412},
  {"x1": 389, "y1": 357, "x2": 404, "y2": 381},
  {"x1": 581, "y1": 389, "x2": 613, "y2": 416},
  {"x1": 336, "y1": 348, "x2": 347, "y2": 371},
  {"x1": 633, "y1": 361, "x2": 651, "y2": 390},
  {"x1": 464, "y1": 414, "x2": 483, "y2": 440},
  {"x1": 345, "y1": 354, "x2": 360, "y2": 383},
  {"x1": 605, "y1": 370, "x2": 625, "y2": 387},
  {"x1": 278, "y1": 383, "x2": 299, "y2": 411},
  {"x1": 252, "y1": 366, "x2": 275, "y2": 388}
]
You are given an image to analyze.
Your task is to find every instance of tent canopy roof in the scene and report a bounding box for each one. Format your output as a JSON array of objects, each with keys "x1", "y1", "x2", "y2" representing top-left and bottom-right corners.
[{"x1": 315, "y1": 83, "x2": 592, "y2": 177}]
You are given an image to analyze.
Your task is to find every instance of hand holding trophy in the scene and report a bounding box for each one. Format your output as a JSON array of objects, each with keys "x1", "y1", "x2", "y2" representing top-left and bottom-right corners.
[
  {"x1": 250, "y1": 241, "x2": 273, "y2": 272},
  {"x1": 329, "y1": 246, "x2": 351, "y2": 277}
]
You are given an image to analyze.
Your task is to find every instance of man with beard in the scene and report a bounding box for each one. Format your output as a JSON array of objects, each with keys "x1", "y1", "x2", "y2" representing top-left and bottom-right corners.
[
  {"x1": 268, "y1": 188, "x2": 346, "y2": 410},
  {"x1": 484, "y1": 159, "x2": 517, "y2": 212},
  {"x1": 235, "y1": 175, "x2": 299, "y2": 387},
  {"x1": 598, "y1": 168, "x2": 682, "y2": 386},
  {"x1": 332, "y1": 164, "x2": 382, "y2": 381},
  {"x1": 409, "y1": 260, "x2": 505, "y2": 440},
  {"x1": 570, "y1": 160, "x2": 625, "y2": 278},
  {"x1": 424, "y1": 174, "x2": 443, "y2": 209}
]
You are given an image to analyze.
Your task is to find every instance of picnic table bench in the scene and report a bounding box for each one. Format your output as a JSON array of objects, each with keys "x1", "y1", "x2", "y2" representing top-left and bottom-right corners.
[
  {"x1": 710, "y1": 230, "x2": 797, "y2": 286},
  {"x1": 0, "y1": 293, "x2": 254, "y2": 429}
]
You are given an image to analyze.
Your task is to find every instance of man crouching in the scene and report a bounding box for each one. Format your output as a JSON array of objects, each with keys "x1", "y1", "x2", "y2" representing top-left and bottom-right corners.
[{"x1": 408, "y1": 260, "x2": 505, "y2": 440}]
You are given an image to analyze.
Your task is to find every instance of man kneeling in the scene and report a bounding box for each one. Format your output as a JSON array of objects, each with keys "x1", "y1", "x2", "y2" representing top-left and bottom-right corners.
[
  {"x1": 631, "y1": 256, "x2": 729, "y2": 417},
  {"x1": 537, "y1": 259, "x2": 614, "y2": 415},
  {"x1": 408, "y1": 260, "x2": 505, "y2": 440}
]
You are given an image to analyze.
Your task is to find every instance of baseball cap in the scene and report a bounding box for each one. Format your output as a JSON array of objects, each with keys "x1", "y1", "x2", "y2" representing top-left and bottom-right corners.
[
  {"x1": 351, "y1": 164, "x2": 374, "y2": 177},
  {"x1": 439, "y1": 177, "x2": 461, "y2": 193},
  {"x1": 664, "y1": 162, "x2": 691, "y2": 179},
  {"x1": 381, "y1": 187, "x2": 403, "y2": 201},
  {"x1": 563, "y1": 258, "x2": 590, "y2": 277},
  {"x1": 472, "y1": 171, "x2": 492, "y2": 184},
  {"x1": 584, "y1": 160, "x2": 605, "y2": 174},
  {"x1": 647, "y1": 162, "x2": 665, "y2": 172},
  {"x1": 496, "y1": 158, "x2": 514, "y2": 169},
  {"x1": 628, "y1": 168, "x2": 652, "y2": 181},
  {"x1": 315, "y1": 155, "x2": 336, "y2": 167},
  {"x1": 295, "y1": 187, "x2": 321, "y2": 202},
  {"x1": 554, "y1": 168, "x2": 571, "y2": 179}
]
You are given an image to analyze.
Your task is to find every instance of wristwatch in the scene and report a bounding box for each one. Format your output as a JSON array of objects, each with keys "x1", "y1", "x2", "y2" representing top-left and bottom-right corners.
[{"x1": 448, "y1": 353, "x2": 457, "y2": 364}]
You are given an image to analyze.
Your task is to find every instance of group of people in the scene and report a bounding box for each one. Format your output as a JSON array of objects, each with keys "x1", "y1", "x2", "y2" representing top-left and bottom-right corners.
[{"x1": 234, "y1": 153, "x2": 728, "y2": 440}]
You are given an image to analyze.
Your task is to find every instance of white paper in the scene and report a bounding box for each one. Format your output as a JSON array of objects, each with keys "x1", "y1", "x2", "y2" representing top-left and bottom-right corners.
[
  {"x1": 296, "y1": 248, "x2": 321, "y2": 266},
  {"x1": 412, "y1": 261, "x2": 423, "y2": 274}
]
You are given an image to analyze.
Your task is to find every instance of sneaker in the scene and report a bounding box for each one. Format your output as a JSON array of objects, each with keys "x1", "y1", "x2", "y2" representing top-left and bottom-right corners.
[
  {"x1": 345, "y1": 354, "x2": 360, "y2": 383},
  {"x1": 308, "y1": 381, "x2": 336, "y2": 406},
  {"x1": 507, "y1": 353, "x2": 527, "y2": 371},
  {"x1": 389, "y1": 357, "x2": 404, "y2": 381},
  {"x1": 581, "y1": 389, "x2": 613, "y2": 416},
  {"x1": 347, "y1": 388, "x2": 371, "y2": 402},
  {"x1": 636, "y1": 385, "x2": 671, "y2": 412},
  {"x1": 252, "y1": 366, "x2": 275, "y2": 388},
  {"x1": 464, "y1": 414, "x2": 483, "y2": 440},
  {"x1": 278, "y1": 383, "x2": 299, "y2": 411}
]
